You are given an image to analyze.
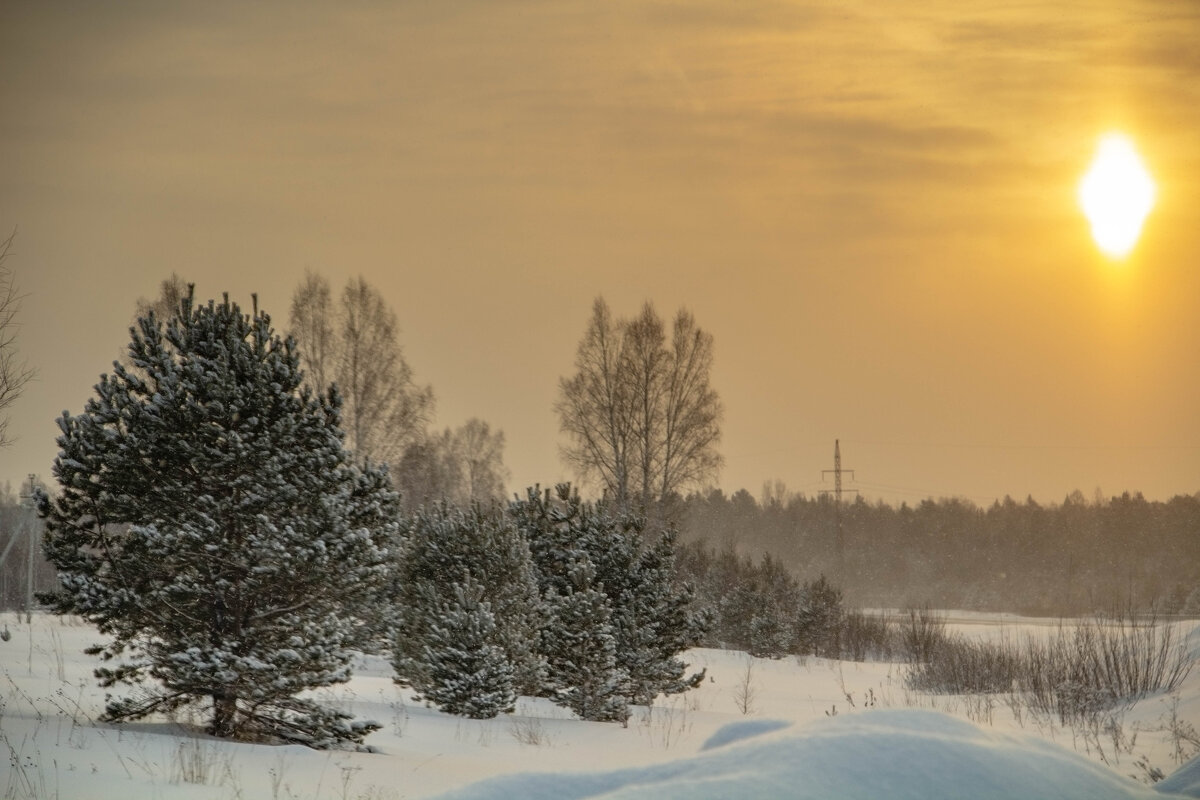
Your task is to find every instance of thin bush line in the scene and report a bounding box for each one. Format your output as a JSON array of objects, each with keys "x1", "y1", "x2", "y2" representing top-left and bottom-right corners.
[{"x1": 904, "y1": 610, "x2": 1194, "y2": 724}]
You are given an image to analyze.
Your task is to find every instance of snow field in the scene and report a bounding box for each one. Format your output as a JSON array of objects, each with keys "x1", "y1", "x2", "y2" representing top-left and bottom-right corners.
[{"x1": 2, "y1": 612, "x2": 1197, "y2": 799}]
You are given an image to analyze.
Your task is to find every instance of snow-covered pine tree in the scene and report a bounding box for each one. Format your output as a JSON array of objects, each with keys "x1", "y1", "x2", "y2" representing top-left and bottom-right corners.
[
  {"x1": 391, "y1": 502, "x2": 544, "y2": 699},
  {"x1": 692, "y1": 548, "x2": 805, "y2": 657},
  {"x1": 509, "y1": 484, "x2": 588, "y2": 600},
  {"x1": 618, "y1": 528, "x2": 707, "y2": 705},
  {"x1": 347, "y1": 462, "x2": 409, "y2": 654},
  {"x1": 745, "y1": 554, "x2": 803, "y2": 658},
  {"x1": 421, "y1": 579, "x2": 516, "y2": 719},
  {"x1": 511, "y1": 486, "x2": 627, "y2": 720},
  {"x1": 539, "y1": 568, "x2": 629, "y2": 723},
  {"x1": 796, "y1": 574, "x2": 845, "y2": 658},
  {"x1": 510, "y1": 484, "x2": 703, "y2": 714},
  {"x1": 579, "y1": 507, "x2": 705, "y2": 706},
  {"x1": 38, "y1": 291, "x2": 397, "y2": 747},
  {"x1": 748, "y1": 605, "x2": 796, "y2": 659}
]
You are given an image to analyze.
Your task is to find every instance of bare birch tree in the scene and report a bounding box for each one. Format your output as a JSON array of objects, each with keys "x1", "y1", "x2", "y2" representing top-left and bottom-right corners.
[
  {"x1": 624, "y1": 303, "x2": 669, "y2": 510},
  {"x1": 393, "y1": 418, "x2": 509, "y2": 509},
  {"x1": 289, "y1": 273, "x2": 433, "y2": 466},
  {"x1": 0, "y1": 229, "x2": 35, "y2": 447},
  {"x1": 393, "y1": 430, "x2": 462, "y2": 508},
  {"x1": 289, "y1": 270, "x2": 335, "y2": 394},
  {"x1": 556, "y1": 298, "x2": 634, "y2": 509},
  {"x1": 456, "y1": 418, "x2": 509, "y2": 503},
  {"x1": 338, "y1": 276, "x2": 433, "y2": 465},
  {"x1": 135, "y1": 273, "x2": 190, "y2": 322},
  {"x1": 557, "y1": 297, "x2": 723, "y2": 511},
  {"x1": 658, "y1": 308, "x2": 722, "y2": 502}
]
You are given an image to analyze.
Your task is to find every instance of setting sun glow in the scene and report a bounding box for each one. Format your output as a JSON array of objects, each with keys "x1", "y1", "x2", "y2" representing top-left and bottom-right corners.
[{"x1": 1078, "y1": 134, "x2": 1156, "y2": 259}]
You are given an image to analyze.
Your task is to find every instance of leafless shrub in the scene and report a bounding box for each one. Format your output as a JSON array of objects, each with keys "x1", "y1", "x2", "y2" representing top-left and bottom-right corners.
[
  {"x1": 508, "y1": 714, "x2": 550, "y2": 746},
  {"x1": 900, "y1": 605, "x2": 948, "y2": 664},
  {"x1": 1157, "y1": 693, "x2": 1200, "y2": 766},
  {"x1": 838, "y1": 610, "x2": 897, "y2": 662},
  {"x1": 906, "y1": 610, "x2": 1193, "y2": 726},
  {"x1": 637, "y1": 695, "x2": 694, "y2": 749},
  {"x1": 732, "y1": 655, "x2": 757, "y2": 715},
  {"x1": 906, "y1": 634, "x2": 1021, "y2": 695}
]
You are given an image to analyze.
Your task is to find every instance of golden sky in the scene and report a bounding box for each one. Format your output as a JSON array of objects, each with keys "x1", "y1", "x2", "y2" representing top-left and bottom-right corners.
[{"x1": 2, "y1": 0, "x2": 1198, "y2": 505}]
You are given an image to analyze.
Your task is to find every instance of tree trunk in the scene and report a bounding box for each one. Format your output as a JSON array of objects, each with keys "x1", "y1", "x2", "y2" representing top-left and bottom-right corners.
[{"x1": 210, "y1": 690, "x2": 239, "y2": 738}]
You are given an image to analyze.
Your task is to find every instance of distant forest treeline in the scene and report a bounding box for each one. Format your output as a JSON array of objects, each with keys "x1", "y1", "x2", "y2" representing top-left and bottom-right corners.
[
  {"x1": 676, "y1": 489, "x2": 1200, "y2": 616},
  {"x1": 6, "y1": 483, "x2": 1198, "y2": 617}
]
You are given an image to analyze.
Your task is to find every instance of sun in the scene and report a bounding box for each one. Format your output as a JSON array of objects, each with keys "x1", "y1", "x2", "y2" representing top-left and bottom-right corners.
[{"x1": 1078, "y1": 133, "x2": 1156, "y2": 259}]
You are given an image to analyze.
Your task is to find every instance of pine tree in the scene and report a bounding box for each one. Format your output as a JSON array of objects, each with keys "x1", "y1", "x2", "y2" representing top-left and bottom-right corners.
[
  {"x1": 509, "y1": 484, "x2": 589, "y2": 600},
  {"x1": 582, "y1": 510, "x2": 705, "y2": 704},
  {"x1": 796, "y1": 574, "x2": 845, "y2": 658},
  {"x1": 691, "y1": 548, "x2": 800, "y2": 658},
  {"x1": 511, "y1": 486, "x2": 627, "y2": 720},
  {"x1": 391, "y1": 502, "x2": 544, "y2": 699},
  {"x1": 749, "y1": 607, "x2": 795, "y2": 659},
  {"x1": 748, "y1": 554, "x2": 803, "y2": 658},
  {"x1": 422, "y1": 580, "x2": 516, "y2": 719},
  {"x1": 38, "y1": 292, "x2": 397, "y2": 747},
  {"x1": 619, "y1": 529, "x2": 706, "y2": 704},
  {"x1": 540, "y1": 577, "x2": 629, "y2": 723},
  {"x1": 347, "y1": 462, "x2": 409, "y2": 654},
  {"x1": 511, "y1": 484, "x2": 704, "y2": 715}
]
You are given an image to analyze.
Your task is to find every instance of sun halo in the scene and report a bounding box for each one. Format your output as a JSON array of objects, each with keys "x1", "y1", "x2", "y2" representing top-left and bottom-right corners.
[{"x1": 1078, "y1": 133, "x2": 1155, "y2": 260}]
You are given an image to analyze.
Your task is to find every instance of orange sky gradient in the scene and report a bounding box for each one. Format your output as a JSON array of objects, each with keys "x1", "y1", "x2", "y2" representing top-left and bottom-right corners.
[{"x1": 2, "y1": 0, "x2": 1198, "y2": 506}]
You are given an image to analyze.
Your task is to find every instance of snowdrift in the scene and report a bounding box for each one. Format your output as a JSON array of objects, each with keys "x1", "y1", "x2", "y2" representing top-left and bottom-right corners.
[
  {"x1": 437, "y1": 710, "x2": 1190, "y2": 800},
  {"x1": 4, "y1": 615, "x2": 1197, "y2": 798}
]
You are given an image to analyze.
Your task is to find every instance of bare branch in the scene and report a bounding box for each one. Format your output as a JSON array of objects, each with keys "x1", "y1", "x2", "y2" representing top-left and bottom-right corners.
[{"x1": 0, "y1": 228, "x2": 36, "y2": 447}]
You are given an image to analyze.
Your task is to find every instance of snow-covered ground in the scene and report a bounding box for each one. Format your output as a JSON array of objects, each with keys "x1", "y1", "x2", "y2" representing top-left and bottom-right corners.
[{"x1": 2, "y1": 612, "x2": 1197, "y2": 799}]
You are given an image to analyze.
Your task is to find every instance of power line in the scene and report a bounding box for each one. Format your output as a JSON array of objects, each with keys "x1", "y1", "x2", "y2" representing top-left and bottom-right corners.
[
  {"x1": 842, "y1": 439, "x2": 1200, "y2": 452},
  {"x1": 727, "y1": 438, "x2": 1200, "y2": 460},
  {"x1": 725, "y1": 441, "x2": 832, "y2": 460}
]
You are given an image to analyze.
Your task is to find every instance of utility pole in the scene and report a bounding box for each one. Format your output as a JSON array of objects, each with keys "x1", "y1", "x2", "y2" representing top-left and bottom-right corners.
[
  {"x1": 22, "y1": 474, "x2": 37, "y2": 622},
  {"x1": 820, "y1": 440, "x2": 857, "y2": 582}
]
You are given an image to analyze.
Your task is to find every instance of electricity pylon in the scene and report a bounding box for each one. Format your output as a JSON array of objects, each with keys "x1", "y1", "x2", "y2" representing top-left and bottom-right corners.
[{"x1": 820, "y1": 440, "x2": 857, "y2": 582}]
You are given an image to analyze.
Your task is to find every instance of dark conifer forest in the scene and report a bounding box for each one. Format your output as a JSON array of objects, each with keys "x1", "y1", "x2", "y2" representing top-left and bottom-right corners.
[{"x1": 677, "y1": 489, "x2": 1200, "y2": 616}]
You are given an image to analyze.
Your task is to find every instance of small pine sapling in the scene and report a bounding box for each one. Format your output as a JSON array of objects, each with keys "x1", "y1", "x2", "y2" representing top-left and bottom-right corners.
[{"x1": 421, "y1": 581, "x2": 516, "y2": 719}]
